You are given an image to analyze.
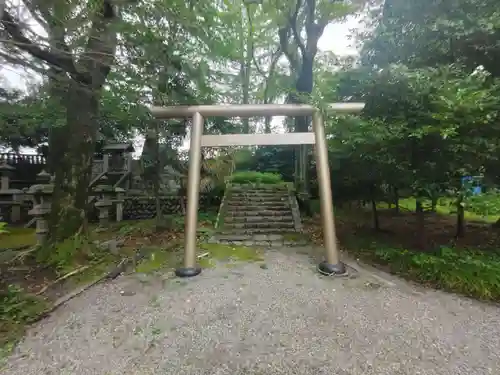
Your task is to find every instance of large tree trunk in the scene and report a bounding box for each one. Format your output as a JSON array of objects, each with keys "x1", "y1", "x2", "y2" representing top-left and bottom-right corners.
[
  {"x1": 291, "y1": 55, "x2": 314, "y2": 214},
  {"x1": 49, "y1": 82, "x2": 100, "y2": 242},
  {"x1": 2, "y1": 0, "x2": 118, "y2": 243}
]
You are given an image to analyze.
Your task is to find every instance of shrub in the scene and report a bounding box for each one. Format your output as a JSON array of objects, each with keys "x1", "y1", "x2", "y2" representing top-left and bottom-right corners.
[
  {"x1": 230, "y1": 171, "x2": 283, "y2": 184},
  {"x1": 0, "y1": 284, "x2": 48, "y2": 348},
  {"x1": 0, "y1": 222, "x2": 8, "y2": 234},
  {"x1": 353, "y1": 242, "x2": 500, "y2": 301}
]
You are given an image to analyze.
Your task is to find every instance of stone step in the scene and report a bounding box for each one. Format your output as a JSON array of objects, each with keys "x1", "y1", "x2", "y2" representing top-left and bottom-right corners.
[
  {"x1": 208, "y1": 232, "x2": 308, "y2": 247},
  {"x1": 230, "y1": 186, "x2": 288, "y2": 192},
  {"x1": 225, "y1": 222, "x2": 295, "y2": 230},
  {"x1": 225, "y1": 215, "x2": 293, "y2": 223},
  {"x1": 227, "y1": 197, "x2": 290, "y2": 205},
  {"x1": 214, "y1": 233, "x2": 287, "y2": 241},
  {"x1": 230, "y1": 193, "x2": 289, "y2": 198},
  {"x1": 226, "y1": 209, "x2": 292, "y2": 216},
  {"x1": 217, "y1": 228, "x2": 295, "y2": 235},
  {"x1": 227, "y1": 202, "x2": 289, "y2": 207},
  {"x1": 214, "y1": 239, "x2": 307, "y2": 247},
  {"x1": 227, "y1": 206, "x2": 291, "y2": 213}
]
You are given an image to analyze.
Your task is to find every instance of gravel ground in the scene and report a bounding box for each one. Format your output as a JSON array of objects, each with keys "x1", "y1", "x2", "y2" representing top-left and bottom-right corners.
[{"x1": 3, "y1": 248, "x2": 500, "y2": 375}]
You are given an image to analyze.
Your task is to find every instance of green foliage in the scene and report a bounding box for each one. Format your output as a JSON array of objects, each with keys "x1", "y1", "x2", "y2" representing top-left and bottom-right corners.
[
  {"x1": 466, "y1": 190, "x2": 500, "y2": 218},
  {"x1": 361, "y1": 0, "x2": 500, "y2": 76},
  {"x1": 0, "y1": 285, "x2": 48, "y2": 348},
  {"x1": 0, "y1": 285, "x2": 47, "y2": 325},
  {"x1": 352, "y1": 241, "x2": 500, "y2": 301},
  {"x1": 0, "y1": 222, "x2": 8, "y2": 235},
  {"x1": 229, "y1": 171, "x2": 284, "y2": 184},
  {"x1": 36, "y1": 234, "x2": 108, "y2": 274},
  {"x1": 235, "y1": 147, "x2": 296, "y2": 181}
]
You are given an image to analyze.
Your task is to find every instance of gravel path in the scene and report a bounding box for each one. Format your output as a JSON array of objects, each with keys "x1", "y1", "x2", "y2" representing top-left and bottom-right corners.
[{"x1": 3, "y1": 248, "x2": 500, "y2": 375}]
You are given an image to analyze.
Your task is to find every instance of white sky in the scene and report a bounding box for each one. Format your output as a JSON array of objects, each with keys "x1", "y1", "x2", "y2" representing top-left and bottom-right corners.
[{"x1": 1, "y1": 15, "x2": 361, "y2": 156}]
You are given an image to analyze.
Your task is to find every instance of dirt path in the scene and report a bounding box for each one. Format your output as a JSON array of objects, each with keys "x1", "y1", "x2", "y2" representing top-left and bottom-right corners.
[{"x1": 2, "y1": 248, "x2": 500, "y2": 375}]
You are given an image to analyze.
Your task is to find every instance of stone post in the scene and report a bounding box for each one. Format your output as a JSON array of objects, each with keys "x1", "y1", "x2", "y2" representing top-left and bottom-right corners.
[
  {"x1": 94, "y1": 183, "x2": 113, "y2": 227},
  {"x1": 103, "y1": 153, "x2": 110, "y2": 173},
  {"x1": 114, "y1": 187, "x2": 125, "y2": 222},
  {"x1": 0, "y1": 162, "x2": 23, "y2": 223},
  {"x1": 27, "y1": 170, "x2": 54, "y2": 245},
  {"x1": 0, "y1": 162, "x2": 11, "y2": 190}
]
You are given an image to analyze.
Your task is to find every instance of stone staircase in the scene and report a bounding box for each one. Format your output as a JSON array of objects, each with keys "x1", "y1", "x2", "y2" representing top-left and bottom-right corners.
[{"x1": 209, "y1": 183, "x2": 308, "y2": 247}]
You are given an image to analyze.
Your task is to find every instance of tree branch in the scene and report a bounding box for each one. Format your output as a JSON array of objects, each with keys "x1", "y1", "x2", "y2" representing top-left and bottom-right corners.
[
  {"x1": 289, "y1": 0, "x2": 306, "y2": 57},
  {"x1": 1, "y1": 10, "x2": 84, "y2": 81},
  {"x1": 278, "y1": 26, "x2": 300, "y2": 72},
  {"x1": 78, "y1": 0, "x2": 118, "y2": 88},
  {"x1": 304, "y1": 0, "x2": 326, "y2": 56},
  {"x1": 20, "y1": 0, "x2": 50, "y2": 33},
  {"x1": 263, "y1": 47, "x2": 282, "y2": 103},
  {"x1": 0, "y1": 50, "x2": 48, "y2": 76}
]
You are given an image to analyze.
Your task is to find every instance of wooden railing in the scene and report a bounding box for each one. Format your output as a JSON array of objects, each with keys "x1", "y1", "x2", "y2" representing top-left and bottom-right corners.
[{"x1": 0, "y1": 153, "x2": 46, "y2": 165}]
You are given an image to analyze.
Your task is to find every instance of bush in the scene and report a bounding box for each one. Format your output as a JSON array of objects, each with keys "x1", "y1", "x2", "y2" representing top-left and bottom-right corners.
[
  {"x1": 0, "y1": 222, "x2": 8, "y2": 234},
  {"x1": 229, "y1": 171, "x2": 283, "y2": 184},
  {"x1": 1, "y1": 284, "x2": 48, "y2": 347},
  {"x1": 351, "y1": 242, "x2": 500, "y2": 301}
]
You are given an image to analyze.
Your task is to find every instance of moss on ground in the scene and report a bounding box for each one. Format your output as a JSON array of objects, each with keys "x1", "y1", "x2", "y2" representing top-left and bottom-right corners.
[
  {"x1": 0, "y1": 228, "x2": 36, "y2": 250},
  {"x1": 282, "y1": 232, "x2": 308, "y2": 242},
  {"x1": 135, "y1": 243, "x2": 184, "y2": 274},
  {"x1": 199, "y1": 243, "x2": 264, "y2": 268}
]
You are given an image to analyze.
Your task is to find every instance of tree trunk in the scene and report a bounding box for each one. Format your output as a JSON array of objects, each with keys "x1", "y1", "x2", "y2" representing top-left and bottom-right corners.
[
  {"x1": 154, "y1": 122, "x2": 163, "y2": 230},
  {"x1": 415, "y1": 199, "x2": 425, "y2": 250},
  {"x1": 370, "y1": 185, "x2": 380, "y2": 231},
  {"x1": 291, "y1": 55, "x2": 314, "y2": 209},
  {"x1": 456, "y1": 197, "x2": 465, "y2": 238},
  {"x1": 49, "y1": 82, "x2": 99, "y2": 242},
  {"x1": 240, "y1": 5, "x2": 253, "y2": 134},
  {"x1": 431, "y1": 196, "x2": 438, "y2": 212},
  {"x1": 394, "y1": 187, "x2": 400, "y2": 214}
]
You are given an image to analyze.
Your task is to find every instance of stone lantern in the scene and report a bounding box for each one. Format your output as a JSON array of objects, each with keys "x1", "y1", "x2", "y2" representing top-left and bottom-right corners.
[
  {"x1": 94, "y1": 176, "x2": 114, "y2": 227},
  {"x1": 0, "y1": 162, "x2": 23, "y2": 223},
  {"x1": 27, "y1": 170, "x2": 54, "y2": 245}
]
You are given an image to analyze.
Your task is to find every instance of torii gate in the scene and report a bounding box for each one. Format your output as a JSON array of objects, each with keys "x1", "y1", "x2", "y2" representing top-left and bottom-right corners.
[{"x1": 150, "y1": 103, "x2": 364, "y2": 278}]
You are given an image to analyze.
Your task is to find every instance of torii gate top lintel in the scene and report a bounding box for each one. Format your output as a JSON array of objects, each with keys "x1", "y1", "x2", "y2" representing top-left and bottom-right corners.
[{"x1": 149, "y1": 103, "x2": 365, "y2": 119}]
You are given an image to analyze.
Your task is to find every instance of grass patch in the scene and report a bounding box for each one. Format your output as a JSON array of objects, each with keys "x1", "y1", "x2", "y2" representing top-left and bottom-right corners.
[
  {"x1": 229, "y1": 171, "x2": 283, "y2": 184},
  {"x1": 345, "y1": 235, "x2": 500, "y2": 301},
  {"x1": 68, "y1": 253, "x2": 121, "y2": 286},
  {"x1": 0, "y1": 285, "x2": 49, "y2": 358},
  {"x1": 199, "y1": 243, "x2": 264, "y2": 267},
  {"x1": 0, "y1": 228, "x2": 36, "y2": 250},
  {"x1": 135, "y1": 244, "x2": 184, "y2": 274},
  {"x1": 377, "y1": 197, "x2": 500, "y2": 223}
]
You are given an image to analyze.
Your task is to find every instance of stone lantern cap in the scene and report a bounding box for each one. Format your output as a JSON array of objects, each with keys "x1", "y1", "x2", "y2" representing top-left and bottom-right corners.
[
  {"x1": 94, "y1": 184, "x2": 115, "y2": 194},
  {"x1": 95, "y1": 199, "x2": 113, "y2": 208},
  {"x1": 0, "y1": 161, "x2": 14, "y2": 173},
  {"x1": 36, "y1": 170, "x2": 51, "y2": 184},
  {"x1": 28, "y1": 204, "x2": 51, "y2": 216},
  {"x1": 0, "y1": 188, "x2": 23, "y2": 196},
  {"x1": 27, "y1": 183, "x2": 54, "y2": 195}
]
